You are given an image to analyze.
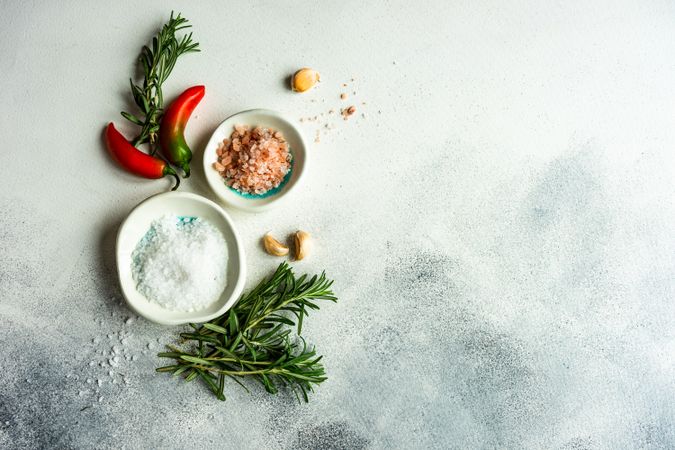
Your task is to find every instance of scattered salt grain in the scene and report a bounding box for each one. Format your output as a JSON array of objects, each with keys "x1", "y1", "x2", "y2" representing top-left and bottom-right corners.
[
  {"x1": 342, "y1": 106, "x2": 357, "y2": 120},
  {"x1": 131, "y1": 215, "x2": 229, "y2": 312}
]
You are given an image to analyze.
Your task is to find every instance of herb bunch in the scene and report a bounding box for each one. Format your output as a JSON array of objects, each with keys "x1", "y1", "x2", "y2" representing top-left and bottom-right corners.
[
  {"x1": 121, "y1": 12, "x2": 200, "y2": 151},
  {"x1": 157, "y1": 263, "x2": 337, "y2": 402}
]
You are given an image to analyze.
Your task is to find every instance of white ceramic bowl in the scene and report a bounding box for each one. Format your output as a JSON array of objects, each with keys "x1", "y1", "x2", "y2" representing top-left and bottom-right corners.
[
  {"x1": 202, "y1": 109, "x2": 307, "y2": 212},
  {"x1": 116, "y1": 191, "x2": 246, "y2": 325}
]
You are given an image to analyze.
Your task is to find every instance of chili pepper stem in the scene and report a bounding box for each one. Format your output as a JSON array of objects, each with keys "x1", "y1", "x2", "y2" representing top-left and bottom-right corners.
[
  {"x1": 161, "y1": 158, "x2": 181, "y2": 190},
  {"x1": 169, "y1": 171, "x2": 181, "y2": 190}
]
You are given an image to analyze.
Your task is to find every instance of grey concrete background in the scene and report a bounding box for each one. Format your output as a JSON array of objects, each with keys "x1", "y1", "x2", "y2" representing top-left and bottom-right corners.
[{"x1": 1, "y1": 1, "x2": 674, "y2": 448}]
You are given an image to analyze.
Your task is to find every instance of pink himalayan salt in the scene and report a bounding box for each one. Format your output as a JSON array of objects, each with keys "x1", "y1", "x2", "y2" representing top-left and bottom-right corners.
[{"x1": 213, "y1": 125, "x2": 292, "y2": 195}]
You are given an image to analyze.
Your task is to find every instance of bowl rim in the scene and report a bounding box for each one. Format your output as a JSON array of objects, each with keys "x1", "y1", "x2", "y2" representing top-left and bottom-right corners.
[
  {"x1": 115, "y1": 191, "x2": 247, "y2": 325},
  {"x1": 202, "y1": 108, "x2": 307, "y2": 212}
]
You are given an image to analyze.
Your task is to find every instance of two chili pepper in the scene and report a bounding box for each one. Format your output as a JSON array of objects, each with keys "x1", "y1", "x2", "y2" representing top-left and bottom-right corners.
[{"x1": 106, "y1": 85, "x2": 205, "y2": 190}]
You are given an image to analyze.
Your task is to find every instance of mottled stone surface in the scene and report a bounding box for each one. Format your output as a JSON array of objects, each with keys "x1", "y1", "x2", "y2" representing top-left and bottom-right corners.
[{"x1": 1, "y1": 1, "x2": 674, "y2": 448}]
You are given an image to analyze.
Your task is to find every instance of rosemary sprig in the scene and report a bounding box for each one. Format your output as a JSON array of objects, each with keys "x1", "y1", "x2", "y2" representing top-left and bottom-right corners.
[
  {"x1": 121, "y1": 12, "x2": 200, "y2": 151},
  {"x1": 157, "y1": 262, "x2": 338, "y2": 402}
]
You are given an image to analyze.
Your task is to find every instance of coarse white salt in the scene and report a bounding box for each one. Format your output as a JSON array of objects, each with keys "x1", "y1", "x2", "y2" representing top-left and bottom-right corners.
[{"x1": 131, "y1": 214, "x2": 229, "y2": 312}]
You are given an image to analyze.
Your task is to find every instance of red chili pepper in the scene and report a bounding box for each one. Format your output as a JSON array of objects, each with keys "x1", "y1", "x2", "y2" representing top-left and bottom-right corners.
[
  {"x1": 160, "y1": 85, "x2": 205, "y2": 178},
  {"x1": 105, "y1": 122, "x2": 180, "y2": 190}
]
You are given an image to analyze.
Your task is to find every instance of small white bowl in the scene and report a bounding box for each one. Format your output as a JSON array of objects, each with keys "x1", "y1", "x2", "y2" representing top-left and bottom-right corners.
[
  {"x1": 116, "y1": 191, "x2": 246, "y2": 325},
  {"x1": 202, "y1": 109, "x2": 307, "y2": 212}
]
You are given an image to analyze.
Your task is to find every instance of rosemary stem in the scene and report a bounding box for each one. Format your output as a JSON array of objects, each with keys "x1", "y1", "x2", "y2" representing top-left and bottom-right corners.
[{"x1": 157, "y1": 262, "x2": 336, "y2": 402}]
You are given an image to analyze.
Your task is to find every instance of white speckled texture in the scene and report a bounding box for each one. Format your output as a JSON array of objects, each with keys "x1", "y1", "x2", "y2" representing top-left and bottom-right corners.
[{"x1": 1, "y1": 1, "x2": 674, "y2": 449}]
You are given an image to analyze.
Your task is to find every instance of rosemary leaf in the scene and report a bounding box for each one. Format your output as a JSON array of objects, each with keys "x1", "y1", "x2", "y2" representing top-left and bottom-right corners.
[
  {"x1": 121, "y1": 12, "x2": 200, "y2": 151},
  {"x1": 157, "y1": 262, "x2": 337, "y2": 402}
]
